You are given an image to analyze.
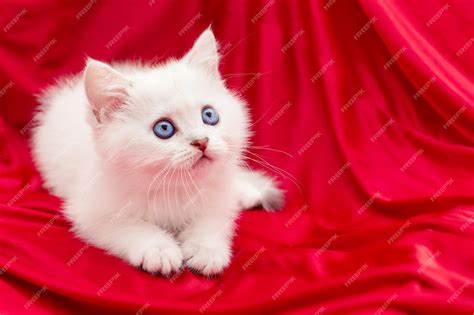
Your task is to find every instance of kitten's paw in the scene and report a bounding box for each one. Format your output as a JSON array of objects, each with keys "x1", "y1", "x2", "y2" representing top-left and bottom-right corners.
[
  {"x1": 238, "y1": 170, "x2": 285, "y2": 211},
  {"x1": 129, "y1": 237, "x2": 183, "y2": 276},
  {"x1": 181, "y1": 240, "x2": 231, "y2": 276},
  {"x1": 261, "y1": 185, "x2": 285, "y2": 212}
]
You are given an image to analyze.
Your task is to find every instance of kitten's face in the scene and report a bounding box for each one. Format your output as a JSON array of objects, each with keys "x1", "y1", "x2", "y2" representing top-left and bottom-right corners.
[{"x1": 84, "y1": 29, "x2": 250, "y2": 181}]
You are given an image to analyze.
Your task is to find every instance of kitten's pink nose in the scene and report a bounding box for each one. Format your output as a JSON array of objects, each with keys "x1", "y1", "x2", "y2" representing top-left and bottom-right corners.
[{"x1": 191, "y1": 137, "x2": 209, "y2": 152}]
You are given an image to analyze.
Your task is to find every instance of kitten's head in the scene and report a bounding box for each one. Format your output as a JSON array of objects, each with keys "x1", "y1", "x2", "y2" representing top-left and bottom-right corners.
[{"x1": 84, "y1": 28, "x2": 250, "y2": 183}]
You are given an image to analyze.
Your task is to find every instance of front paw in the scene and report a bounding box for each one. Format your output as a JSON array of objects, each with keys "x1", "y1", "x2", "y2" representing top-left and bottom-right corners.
[
  {"x1": 128, "y1": 236, "x2": 183, "y2": 276},
  {"x1": 181, "y1": 240, "x2": 231, "y2": 276},
  {"x1": 261, "y1": 185, "x2": 285, "y2": 211},
  {"x1": 239, "y1": 171, "x2": 285, "y2": 211}
]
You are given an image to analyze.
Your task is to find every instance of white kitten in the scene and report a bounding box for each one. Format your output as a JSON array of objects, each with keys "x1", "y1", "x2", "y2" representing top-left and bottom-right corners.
[{"x1": 31, "y1": 28, "x2": 283, "y2": 276}]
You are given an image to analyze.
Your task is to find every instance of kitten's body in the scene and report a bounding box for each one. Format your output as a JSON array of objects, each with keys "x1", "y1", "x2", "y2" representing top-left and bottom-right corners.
[{"x1": 32, "y1": 29, "x2": 282, "y2": 275}]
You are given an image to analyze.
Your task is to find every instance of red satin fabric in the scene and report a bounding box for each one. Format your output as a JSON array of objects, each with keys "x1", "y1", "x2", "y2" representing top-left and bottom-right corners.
[{"x1": 1, "y1": 1, "x2": 473, "y2": 314}]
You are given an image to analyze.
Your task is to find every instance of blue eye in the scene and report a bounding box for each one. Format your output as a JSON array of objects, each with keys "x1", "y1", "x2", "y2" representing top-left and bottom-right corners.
[
  {"x1": 202, "y1": 106, "x2": 219, "y2": 125},
  {"x1": 153, "y1": 119, "x2": 175, "y2": 139}
]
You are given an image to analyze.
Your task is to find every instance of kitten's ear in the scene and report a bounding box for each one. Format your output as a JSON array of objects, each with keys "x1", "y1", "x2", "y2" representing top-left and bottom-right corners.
[
  {"x1": 183, "y1": 27, "x2": 220, "y2": 78},
  {"x1": 84, "y1": 59, "x2": 131, "y2": 123}
]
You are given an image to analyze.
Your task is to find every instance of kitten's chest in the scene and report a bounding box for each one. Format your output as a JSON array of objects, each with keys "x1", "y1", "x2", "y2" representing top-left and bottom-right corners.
[
  {"x1": 129, "y1": 168, "x2": 240, "y2": 231},
  {"x1": 143, "y1": 186, "x2": 204, "y2": 230}
]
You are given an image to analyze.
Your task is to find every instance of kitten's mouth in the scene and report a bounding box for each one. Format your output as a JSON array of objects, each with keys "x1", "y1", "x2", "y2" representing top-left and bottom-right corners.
[{"x1": 192, "y1": 154, "x2": 212, "y2": 169}]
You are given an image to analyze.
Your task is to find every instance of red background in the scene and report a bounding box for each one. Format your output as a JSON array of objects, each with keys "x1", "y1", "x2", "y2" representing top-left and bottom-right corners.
[{"x1": 1, "y1": 0, "x2": 474, "y2": 314}]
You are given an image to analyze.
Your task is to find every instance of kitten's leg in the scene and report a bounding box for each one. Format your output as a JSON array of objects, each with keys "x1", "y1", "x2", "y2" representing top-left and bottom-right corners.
[
  {"x1": 178, "y1": 213, "x2": 236, "y2": 276},
  {"x1": 70, "y1": 207, "x2": 182, "y2": 276},
  {"x1": 236, "y1": 168, "x2": 284, "y2": 211}
]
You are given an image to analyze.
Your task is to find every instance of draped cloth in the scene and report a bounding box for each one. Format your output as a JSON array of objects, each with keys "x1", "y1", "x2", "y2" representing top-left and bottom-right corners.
[{"x1": 1, "y1": 0, "x2": 473, "y2": 313}]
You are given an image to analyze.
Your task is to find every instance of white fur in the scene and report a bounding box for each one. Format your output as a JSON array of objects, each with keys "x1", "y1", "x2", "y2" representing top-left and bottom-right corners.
[{"x1": 31, "y1": 29, "x2": 283, "y2": 276}]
